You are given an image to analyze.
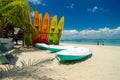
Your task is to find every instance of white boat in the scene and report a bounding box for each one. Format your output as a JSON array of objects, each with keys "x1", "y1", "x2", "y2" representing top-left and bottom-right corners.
[
  {"x1": 35, "y1": 43, "x2": 49, "y2": 50},
  {"x1": 56, "y1": 47, "x2": 92, "y2": 61},
  {"x1": 35, "y1": 43, "x2": 75, "y2": 52},
  {"x1": 47, "y1": 45, "x2": 75, "y2": 53}
]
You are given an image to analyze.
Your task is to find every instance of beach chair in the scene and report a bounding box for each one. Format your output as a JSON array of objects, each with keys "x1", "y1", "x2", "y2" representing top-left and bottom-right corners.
[
  {"x1": 0, "y1": 49, "x2": 15, "y2": 64},
  {"x1": 0, "y1": 38, "x2": 14, "y2": 52}
]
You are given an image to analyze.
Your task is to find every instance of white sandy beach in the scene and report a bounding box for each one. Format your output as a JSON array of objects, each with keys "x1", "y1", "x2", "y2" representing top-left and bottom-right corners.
[{"x1": 0, "y1": 43, "x2": 120, "y2": 80}]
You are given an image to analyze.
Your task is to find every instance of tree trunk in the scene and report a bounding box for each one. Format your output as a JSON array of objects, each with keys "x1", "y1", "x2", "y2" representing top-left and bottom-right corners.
[
  {"x1": 0, "y1": 27, "x2": 2, "y2": 37},
  {"x1": 0, "y1": 27, "x2": 5, "y2": 38}
]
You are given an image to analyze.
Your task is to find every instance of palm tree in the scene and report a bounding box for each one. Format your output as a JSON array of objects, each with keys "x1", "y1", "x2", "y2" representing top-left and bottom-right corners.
[{"x1": 0, "y1": 0, "x2": 38, "y2": 46}]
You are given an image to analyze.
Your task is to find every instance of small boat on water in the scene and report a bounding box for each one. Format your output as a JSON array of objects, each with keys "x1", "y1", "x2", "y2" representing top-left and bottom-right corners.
[
  {"x1": 35, "y1": 43, "x2": 75, "y2": 52},
  {"x1": 56, "y1": 47, "x2": 92, "y2": 61}
]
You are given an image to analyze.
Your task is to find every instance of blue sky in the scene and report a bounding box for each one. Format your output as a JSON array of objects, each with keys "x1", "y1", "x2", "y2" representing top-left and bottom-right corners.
[{"x1": 29, "y1": 0, "x2": 120, "y2": 39}]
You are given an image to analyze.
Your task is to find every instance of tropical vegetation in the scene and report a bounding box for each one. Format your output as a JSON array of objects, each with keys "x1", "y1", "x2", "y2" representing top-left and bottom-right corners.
[{"x1": 0, "y1": 0, "x2": 37, "y2": 46}]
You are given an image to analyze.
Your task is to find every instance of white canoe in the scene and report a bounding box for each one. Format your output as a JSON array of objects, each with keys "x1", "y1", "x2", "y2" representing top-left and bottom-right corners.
[
  {"x1": 35, "y1": 43, "x2": 75, "y2": 52},
  {"x1": 47, "y1": 45, "x2": 75, "y2": 53},
  {"x1": 35, "y1": 43, "x2": 49, "y2": 50},
  {"x1": 56, "y1": 47, "x2": 92, "y2": 61}
]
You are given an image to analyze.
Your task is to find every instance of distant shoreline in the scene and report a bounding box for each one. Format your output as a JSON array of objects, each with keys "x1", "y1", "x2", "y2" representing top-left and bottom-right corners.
[{"x1": 60, "y1": 39, "x2": 120, "y2": 47}]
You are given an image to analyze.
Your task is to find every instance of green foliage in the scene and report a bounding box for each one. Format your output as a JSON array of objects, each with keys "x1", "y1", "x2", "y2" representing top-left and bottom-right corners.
[{"x1": 0, "y1": 0, "x2": 38, "y2": 46}]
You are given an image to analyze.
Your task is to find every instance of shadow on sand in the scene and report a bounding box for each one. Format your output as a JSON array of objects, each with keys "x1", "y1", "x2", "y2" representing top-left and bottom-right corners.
[
  {"x1": 58, "y1": 54, "x2": 93, "y2": 65},
  {"x1": 0, "y1": 58, "x2": 55, "y2": 80}
]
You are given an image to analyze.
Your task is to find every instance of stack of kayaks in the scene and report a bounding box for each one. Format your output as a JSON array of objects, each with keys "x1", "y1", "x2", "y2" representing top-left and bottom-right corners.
[
  {"x1": 33, "y1": 12, "x2": 92, "y2": 61},
  {"x1": 32, "y1": 12, "x2": 64, "y2": 45}
]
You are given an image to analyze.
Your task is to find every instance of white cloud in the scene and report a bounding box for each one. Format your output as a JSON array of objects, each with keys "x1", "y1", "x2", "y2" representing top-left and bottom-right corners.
[
  {"x1": 61, "y1": 27, "x2": 120, "y2": 40},
  {"x1": 66, "y1": 3, "x2": 74, "y2": 9},
  {"x1": 87, "y1": 6, "x2": 103, "y2": 13},
  {"x1": 28, "y1": 0, "x2": 46, "y2": 6}
]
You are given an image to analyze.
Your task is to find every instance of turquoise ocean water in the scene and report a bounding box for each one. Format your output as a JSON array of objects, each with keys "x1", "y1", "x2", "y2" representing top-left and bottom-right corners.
[{"x1": 61, "y1": 39, "x2": 120, "y2": 47}]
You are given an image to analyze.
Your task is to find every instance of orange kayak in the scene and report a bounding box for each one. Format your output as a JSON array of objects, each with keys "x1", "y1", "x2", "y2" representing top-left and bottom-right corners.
[
  {"x1": 40, "y1": 12, "x2": 50, "y2": 43},
  {"x1": 32, "y1": 12, "x2": 42, "y2": 44}
]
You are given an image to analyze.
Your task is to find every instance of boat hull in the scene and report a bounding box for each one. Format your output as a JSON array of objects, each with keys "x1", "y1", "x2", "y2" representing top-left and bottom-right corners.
[
  {"x1": 48, "y1": 48, "x2": 64, "y2": 53},
  {"x1": 35, "y1": 43, "x2": 48, "y2": 50},
  {"x1": 57, "y1": 54, "x2": 90, "y2": 61},
  {"x1": 48, "y1": 46, "x2": 75, "y2": 53},
  {"x1": 36, "y1": 43, "x2": 74, "y2": 52},
  {"x1": 56, "y1": 47, "x2": 92, "y2": 61}
]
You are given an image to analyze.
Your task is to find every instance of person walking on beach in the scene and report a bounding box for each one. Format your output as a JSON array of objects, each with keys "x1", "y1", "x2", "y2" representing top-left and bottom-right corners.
[
  {"x1": 97, "y1": 41, "x2": 99, "y2": 45},
  {"x1": 102, "y1": 41, "x2": 104, "y2": 46}
]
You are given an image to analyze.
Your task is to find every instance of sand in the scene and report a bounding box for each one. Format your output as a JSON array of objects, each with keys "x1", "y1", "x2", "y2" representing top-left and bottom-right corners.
[{"x1": 0, "y1": 43, "x2": 120, "y2": 80}]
